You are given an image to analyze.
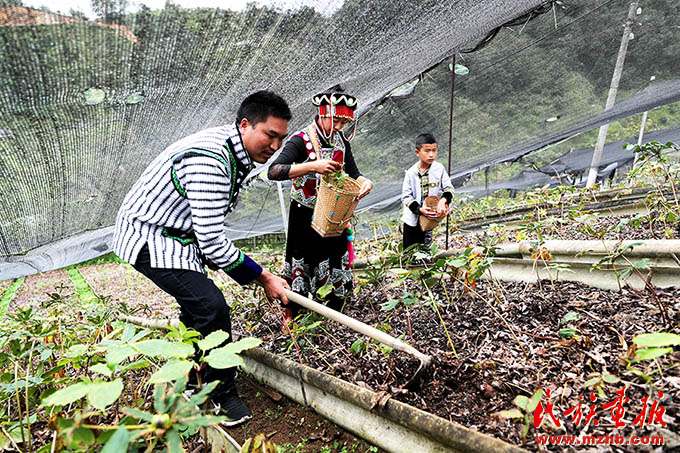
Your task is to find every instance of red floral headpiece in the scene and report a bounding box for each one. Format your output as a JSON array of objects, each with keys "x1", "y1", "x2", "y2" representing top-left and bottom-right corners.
[{"x1": 312, "y1": 91, "x2": 358, "y2": 121}]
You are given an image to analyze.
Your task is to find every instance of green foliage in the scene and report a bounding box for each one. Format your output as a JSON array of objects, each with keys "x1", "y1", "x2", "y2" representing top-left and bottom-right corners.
[
  {"x1": 42, "y1": 378, "x2": 124, "y2": 410},
  {"x1": 316, "y1": 284, "x2": 334, "y2": 299},
  {"x1": 559, "y1": 311, "x2": 581, "y2": 324},
  {"x1": 496, "y1": 388, "x2": 543, "y2": 440},
  {"x1": 379, "y1": 292, "x2": 417, "y2": 311},
  {"x1": 73, "y1": 252, "x2": 124, "y2": 267},
  {"x1": 350, "y1": 339, "x2": 366, "y2": 356},
  {"x1": 0, "y1": 289, "x2": 261, "y2": 451},
  {"x1": 623, "y1": 332, "x2": 680, "y2": 383},
  {"x1": 361, "y1": 263, "x2": 388, "y2": 288},
  {"x1": 203, "y1": 337, "x2": 262, "y2": 369},
  {"x1": 197, "y1": 330, "x2": 230, "y2": 350},
  {"x1": 0, "y1": 277, "x2": 24, "y2": 319},
  {"x1": 148, "y1": 360, "x2": 194, "y2": 384},
  {"x1": 633, "y1": 332, "x2": 680, "y2": 348},
  {"x1": 282, "y1": 313, "x2": 324, "y2": 354},
  {"x1": 557, "y1": 328, "x2": 578, "y2": 339},
  {"x1": 631, "y1": 332, "x2": 680, "y2": 363},
  {"x1": 165, "y1": 321, "x2": 203, "y2": 344},
  {"x1": 583, "y1": 371, "x2": 620, "y2": 398},
  {"x1": 324, "y1": 168, "x2": 351, "y2": 191},
  {"x1": 557, "y1": 309, "x2": 581, "y2": 340},
  {"x1": 65, "y1": 267, "x2": 98, "y2": 304}
]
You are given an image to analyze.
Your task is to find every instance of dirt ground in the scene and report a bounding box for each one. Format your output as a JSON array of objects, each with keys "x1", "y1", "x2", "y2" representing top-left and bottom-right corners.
[
  {"x1": 78, "y1": 262, "x2": 178, "y2": 316},
  {"x1": 224, "y1": 374, "x2": 383, "y2": 452},
  {"x1": 2, "y1": 213, "x2": 678, "y2": 452},
  {"x1": 7, "y1": 268, "x2": 74, "y2": 313},
  {"x1": 246, "y1": 276, "x2": 679, "y2": 452}
]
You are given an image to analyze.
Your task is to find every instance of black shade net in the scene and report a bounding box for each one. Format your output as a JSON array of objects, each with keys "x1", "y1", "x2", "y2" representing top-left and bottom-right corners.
[{"x1": 1, "y1": 0, "x2": 679, "y2": 279}]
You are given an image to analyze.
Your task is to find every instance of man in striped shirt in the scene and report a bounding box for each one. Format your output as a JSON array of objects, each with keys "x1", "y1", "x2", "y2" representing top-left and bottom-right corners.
[{"x1": 113, "y1": 91, "x2": 291, "y2": 426}]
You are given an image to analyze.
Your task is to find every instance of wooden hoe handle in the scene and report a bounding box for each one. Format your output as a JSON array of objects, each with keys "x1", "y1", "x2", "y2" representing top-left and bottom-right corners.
[{"x1": 283, "y1": 289, "x2": 432, "y2": 366}]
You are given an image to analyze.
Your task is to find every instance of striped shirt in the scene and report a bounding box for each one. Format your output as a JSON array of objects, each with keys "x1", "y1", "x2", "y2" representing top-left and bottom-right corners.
[{"x1": 113, "y1": 122, "x2": 262, "y2": 284}]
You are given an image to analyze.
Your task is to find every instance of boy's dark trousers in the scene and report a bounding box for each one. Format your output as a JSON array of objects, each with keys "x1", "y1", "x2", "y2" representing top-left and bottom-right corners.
[
  {"x1": 402, "y1": 222, "x2": 433, "y2": 251},
  {"x1": 133, "y1": 245, "x2": 235, "y2": 394}
]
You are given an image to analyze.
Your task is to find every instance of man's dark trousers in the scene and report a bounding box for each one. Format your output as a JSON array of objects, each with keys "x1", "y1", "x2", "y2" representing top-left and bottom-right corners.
[{"x1": 133, "y1": 245, "x2": 235, "y2": 393}]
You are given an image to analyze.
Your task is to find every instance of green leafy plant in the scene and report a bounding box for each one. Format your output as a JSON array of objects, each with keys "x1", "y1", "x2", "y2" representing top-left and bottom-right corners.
[
  {"x1": 496, "y1": 388, "x2": 543, "y2": 440},
  {"x1": 625, "y1": 332, "x2": 680, "y2": 383},
  {"x1": 360, "y1": 262, "x2": 389, "y2": 288},
  {"x1": 350, "y1": 339, "x2": 366, "y2": 356},
  {"x1": 583, "y1": 371, "x2": 620, "y2": 398},
  {"x1": 627, "y1": 141, "x2": 680, "y2": 237},
  {"x1": 324, "y1": 168, "x2": 350, "y2": 190},
  {"x1": 557, "y1": 311, "x2": 581, "y2": 340},
  {"x1": 0, "y1": 286, "x2": 262, "y2": 452},
  {"x1": 379, "y1": 292, "x2": 417, "y2": 312}
]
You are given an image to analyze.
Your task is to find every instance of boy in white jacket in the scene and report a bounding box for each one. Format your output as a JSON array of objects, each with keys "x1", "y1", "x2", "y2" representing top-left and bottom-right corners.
[{"x1": 400, "y1": 133, "x2": 454, "y2": 250}]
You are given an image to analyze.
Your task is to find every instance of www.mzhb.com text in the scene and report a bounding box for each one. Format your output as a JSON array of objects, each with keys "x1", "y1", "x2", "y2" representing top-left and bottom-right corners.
[{"x1": 535, "y1": 433, "x2": 664, "y2": 446}]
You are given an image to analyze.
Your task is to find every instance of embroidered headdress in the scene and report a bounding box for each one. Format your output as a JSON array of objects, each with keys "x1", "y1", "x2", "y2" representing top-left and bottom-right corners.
[{"x1": 312, "y1": 85, "x2": 358, "y2": 141}]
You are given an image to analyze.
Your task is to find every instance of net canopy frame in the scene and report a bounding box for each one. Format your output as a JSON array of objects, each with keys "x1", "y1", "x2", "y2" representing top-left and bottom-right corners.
[{"x1": 1, "y1": 0, "x2": 679, "y2": 279}]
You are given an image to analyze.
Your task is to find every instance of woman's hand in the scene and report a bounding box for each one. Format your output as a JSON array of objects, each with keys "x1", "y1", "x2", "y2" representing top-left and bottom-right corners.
[
  {"x1": 313, "y1": 159, "x2": 342, "y2": 174},
  {"x1": 357, "y1": 177, "x2": 373, "y2": 200}
]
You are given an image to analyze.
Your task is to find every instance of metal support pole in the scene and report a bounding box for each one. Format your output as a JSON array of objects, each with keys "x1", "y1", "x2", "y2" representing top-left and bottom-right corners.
[
  {"x1": 445, "y1": 54, "x2": 456, "y2": 250},
  {"x1": 637, "y1": 110, "x2": 649, "y2": 147},
  {"x1": 276, "y1": 181, "x2": 288, "y2": 238},
  {"x1": 632, "y1": 76, "x2": 654, "y2": 170},
  {"x1": 586, "y1": 2, "x2": 638, "y2": 188},
  {"x1": 631, "y1": 110, "x2": 649, "y2": 169}
]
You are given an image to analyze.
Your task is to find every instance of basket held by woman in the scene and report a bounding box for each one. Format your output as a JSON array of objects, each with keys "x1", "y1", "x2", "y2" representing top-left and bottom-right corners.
[{"x1": 312, "y1": 172, "x2": 361, "y2": 237}]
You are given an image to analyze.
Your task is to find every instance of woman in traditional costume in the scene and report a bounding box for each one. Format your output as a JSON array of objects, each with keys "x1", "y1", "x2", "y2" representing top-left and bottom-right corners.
[{"x1": 268, "y1": 85, "x2": 372, "y2": 319}]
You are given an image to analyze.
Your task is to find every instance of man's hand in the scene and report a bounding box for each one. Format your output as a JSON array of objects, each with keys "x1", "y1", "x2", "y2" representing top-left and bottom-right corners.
[
  {"x1": 256, "y1": 270, "x2": 290, "y2": 305},
  {"x1": 419, "y1": 206, "x2": 438, "y2": 220},
  {"x1": 436, "y1": 198, "x2": 450, "y2": 218},
  {"x1": 313, "y1": 159, "x2": 342, "y2": 175},
  {"x1": 357, "y1": 177, "x2": 373, "y2": 200}
]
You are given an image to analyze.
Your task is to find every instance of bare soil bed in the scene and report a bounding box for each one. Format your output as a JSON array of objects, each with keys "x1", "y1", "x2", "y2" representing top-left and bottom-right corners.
[
  {"x1": 447, "y1": 212, "x2": 675, "y2": 247},
  {"x1": 78, "y1": 262, "x2": 178, "y2": 315},
  {"x1": 245, "y1": 275, "x2": 679, "y2": 452},
  {"x1": 230, "y1": 374, "x2": 384, "y2": 452},
  {"x1": 7, "y1": 268, "x2": 74, "y2": 313}
]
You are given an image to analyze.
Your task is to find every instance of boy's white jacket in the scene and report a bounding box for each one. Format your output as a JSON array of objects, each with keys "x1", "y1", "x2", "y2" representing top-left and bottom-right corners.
[{"x1": 401, "y1": 160, "x2": 454, "y2": 227}]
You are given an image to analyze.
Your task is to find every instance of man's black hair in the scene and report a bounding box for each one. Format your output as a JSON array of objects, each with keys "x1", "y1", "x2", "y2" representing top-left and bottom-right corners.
[
  {"x1": 236, "y1": 90, "x2": 292, "y2": 125},
  {"x1": 415, "y1": 133, "x2": 437, "y2": 150}
]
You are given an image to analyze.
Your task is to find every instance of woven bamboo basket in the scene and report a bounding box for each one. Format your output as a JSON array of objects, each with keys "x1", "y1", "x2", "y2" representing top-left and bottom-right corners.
[
  {"x1": 419, "y1": 195, "x2": 441, "y2": 232},
  {"x1": 312, "y1": 174, "x2": 361, "y2": 238}
]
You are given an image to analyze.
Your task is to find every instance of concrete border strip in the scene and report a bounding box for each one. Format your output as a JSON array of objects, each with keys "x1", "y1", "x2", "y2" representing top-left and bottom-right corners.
[{"x1": 243, "y1": 347, "x2": 526, "y2": 453}]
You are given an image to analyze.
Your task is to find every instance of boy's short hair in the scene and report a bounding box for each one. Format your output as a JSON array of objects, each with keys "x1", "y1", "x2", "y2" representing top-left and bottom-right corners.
[
  {"x1": 236, "y1": 91, "x2": 292, "y2": 126},
  {"x1": 415, "y1": 133, "x2": 437, "y2": 150}
]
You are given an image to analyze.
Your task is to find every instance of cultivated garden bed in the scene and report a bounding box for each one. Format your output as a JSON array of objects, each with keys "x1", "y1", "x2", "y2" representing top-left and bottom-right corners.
[
  {"x1": 243, "y1": 269, "x2": 679, "y2": 451},
  {"x1": 1, "y1": 142, "x2": 678, "y2": 451}
]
